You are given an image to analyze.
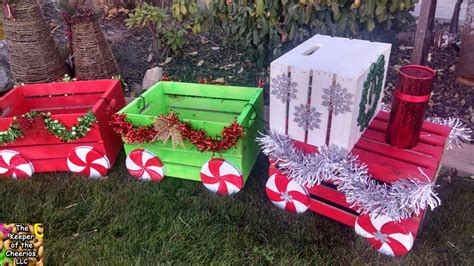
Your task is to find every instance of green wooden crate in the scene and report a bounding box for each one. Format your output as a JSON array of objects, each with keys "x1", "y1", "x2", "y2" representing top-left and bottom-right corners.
[{"x1": 119, "y1": 81, "x2": 264, "y2": 190}]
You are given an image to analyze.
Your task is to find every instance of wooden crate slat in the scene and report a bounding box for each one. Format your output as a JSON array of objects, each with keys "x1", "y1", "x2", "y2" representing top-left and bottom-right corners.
[
  {"x1": 269, "y1": 63, "x2": 289, "y2": 133},
  {"x1": 352, "y1": 147, "x2": 436, "y2": 183},
  {"x1": 167, "y1": 107, "x2": 240, "y2": 124},
  {"x1": 25, "y1": 93, "x2": 102, "y2": 111},
  {"x1": 368, "y1": 119, "x2": 447, "y2": 147},
  {"x1": 330, "y1": 73, "x2": 364, "y2": 149},
  {"x1": 163, "y1": 81, "x2": 257, "y2": 101},
  {"x1": 0, "y1": 89, "x2": 29, "y2": 118},
  {"x1": 309, "y1": 198, "x2": 357, "y2": 227},
  {"x1": 287, "y1": 67, "x2": 311, "y2": 142},
  {"x1": 362, "y1": 129, "x2": 444, "y2": 158},
  {"x1": 355, "y1": 138, "x2": 439, "y2": 169},
  {"x1": 375, "y1": 111, "x2": 451, "y2": 137},
  {"x1": 308, "y1": 184, "x2": 354, "y2": 210},
  {"x1": 164, "y1": 95, "x2": 248, "y2": 114},
  {"x1": 5, "y1": 142, "x2": 105, "y2": 161},
  {"x1": 307, "y1": 70, "x2": 332, "y2": 147},
  {"x1": 20, "y1": 80, "x2": 114, "y2": 97}
]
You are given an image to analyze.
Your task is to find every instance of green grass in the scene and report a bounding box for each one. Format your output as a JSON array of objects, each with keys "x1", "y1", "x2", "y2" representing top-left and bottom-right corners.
[{"x1": 0, "y1": 153, "x2": 472, "y2": 264}]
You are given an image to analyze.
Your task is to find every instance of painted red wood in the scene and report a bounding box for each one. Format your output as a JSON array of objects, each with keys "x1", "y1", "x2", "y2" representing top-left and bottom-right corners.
[
  {"x1": 0, "y1": 80, "x2": 125, "y2": 175},
  {"x1": 6, "y1": 142, "x2": 105, "y2": 161},
  {"x1": 355, "y1": 138, "x2": 439, "y2": 169},
  {"x1": 268, "y1": 110, "x2": 450, "y2": 240},
  {"x1": 362, "y1": 129, "x2": 444, "y2": 158},
  {"x1": 309, "y1": 199, "x2": 357, "y2": 227}
]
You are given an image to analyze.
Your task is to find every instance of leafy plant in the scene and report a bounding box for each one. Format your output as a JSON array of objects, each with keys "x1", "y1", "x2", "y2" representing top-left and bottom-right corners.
[
  {"x1": 126, "y1": 2, "x2": 169, "y2": 54},
  {"x1": 126, "y1": 1, "x2": 210, "y2": 58},
  {"x1": 206, "y1": 0, "x2": 416, "y2": 66}
]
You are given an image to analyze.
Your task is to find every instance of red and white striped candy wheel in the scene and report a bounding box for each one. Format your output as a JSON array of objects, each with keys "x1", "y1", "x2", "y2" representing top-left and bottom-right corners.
[
  {"x1": 266, "y1": 173, "x2": 310, "y2": 214},
  {"x1": 126, "y1": 149, "x2": 164, "y2": 182},
  {"x1": 0, "y1": 150, "x2": 34, "y2": 179},
  {"x1": 355, "y1": 214, "x2": 414, "y2": 256},
  {"x1": 200, "y1": 158, "x2": 243, "y2": 196},
  {"x1": 67, "y1": 146, "x2": 110, "y2": 179}
]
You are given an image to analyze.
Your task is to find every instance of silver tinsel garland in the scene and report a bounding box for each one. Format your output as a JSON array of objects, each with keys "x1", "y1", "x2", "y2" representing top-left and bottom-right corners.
[
  {"x1": 258, "y1": 131, "x2": 441, "y2": 221},
  {"x1": 381, "y1": 104, "x2": 472, "y2": 149}
]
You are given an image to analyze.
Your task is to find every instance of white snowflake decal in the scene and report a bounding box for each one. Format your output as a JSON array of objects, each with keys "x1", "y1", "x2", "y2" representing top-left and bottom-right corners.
[
  {"x1": 322, "y1": 83, "x2": 354, "y2": 116},
  {"x1": 293, "y1": 104, "x2": 321, "y2": 130},
  {"x1": 271, "y1": 73, "x2": 298, "y2": 103}
]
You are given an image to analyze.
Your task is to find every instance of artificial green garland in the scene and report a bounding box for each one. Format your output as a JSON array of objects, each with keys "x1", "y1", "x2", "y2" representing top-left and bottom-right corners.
[{"x1": 0, "y1": 111, "x2": 97, "y2": 145}]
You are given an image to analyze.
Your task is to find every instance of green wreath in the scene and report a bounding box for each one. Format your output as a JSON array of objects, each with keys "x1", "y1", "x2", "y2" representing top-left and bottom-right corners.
[{"x1": 357, "y1": 55, "x2": 385, "y2": 132}]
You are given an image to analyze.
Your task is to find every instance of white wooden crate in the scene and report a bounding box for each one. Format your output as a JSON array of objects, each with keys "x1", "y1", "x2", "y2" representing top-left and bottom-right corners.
[{"x1": 270, "y1": 34, "x2": 391, "y2": 150}]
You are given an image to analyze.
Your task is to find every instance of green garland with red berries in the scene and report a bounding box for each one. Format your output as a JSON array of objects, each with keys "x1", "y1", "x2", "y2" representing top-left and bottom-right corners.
[
  {"x1": 110, "y1": 112, "x2": 246, "y2": 153},
  {"x1": 0, "y1": 111, "x2": 97, "y2": 145}
]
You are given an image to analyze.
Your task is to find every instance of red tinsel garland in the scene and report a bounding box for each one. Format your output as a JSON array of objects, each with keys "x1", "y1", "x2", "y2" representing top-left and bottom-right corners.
[{"x1": 110, "y1": 113, "x2": 246, "y2": 153}]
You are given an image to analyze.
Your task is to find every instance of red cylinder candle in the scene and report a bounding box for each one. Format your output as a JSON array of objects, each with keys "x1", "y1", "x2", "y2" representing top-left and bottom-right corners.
[{"x1": 386, "y1": 65, "x2": 436, "y2": 148}]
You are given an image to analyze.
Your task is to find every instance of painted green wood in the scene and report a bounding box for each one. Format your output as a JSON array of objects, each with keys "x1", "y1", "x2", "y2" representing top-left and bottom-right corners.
[
  {"x1": 120, "y1": 81, "x2": 264, "y2": 182},
  {"x1": 165, "y1": 94, "x2": 247, "y2": 114},
  {"x1": 163, "y1": 81, "x2": 258, "y2": 101},
  {"x1": 167, "y1": 107, "x2": 240, "y2": 124}
]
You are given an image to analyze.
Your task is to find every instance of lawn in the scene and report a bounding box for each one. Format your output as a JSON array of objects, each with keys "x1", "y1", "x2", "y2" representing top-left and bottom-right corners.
[{"x1": 0, "y1": 153, "x2": 472, "y2": 264}]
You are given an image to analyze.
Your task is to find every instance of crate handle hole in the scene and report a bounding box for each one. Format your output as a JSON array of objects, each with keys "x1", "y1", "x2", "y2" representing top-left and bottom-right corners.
[
  {"x1": 302, "y1": 45, "x2": 321, "y2": 56},
  {"x1": 0, "y1": 105, "x2": 12, "y2": 118}
]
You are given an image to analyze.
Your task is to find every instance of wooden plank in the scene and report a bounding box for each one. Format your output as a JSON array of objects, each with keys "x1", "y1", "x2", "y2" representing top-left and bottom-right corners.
[
  {"x1": 330, "y1": 74, "x2": 361, "y2": 150},
  {"x1": 352, "y1": 147, "x2": 436, "y2": 183},
  {"x1": 163, "y1": 81, "x2": 257, "y2": 101},
  {"x1": 167, "y1": 108, "x2": 240, "y2": 124},
  {"x1": 368, "y1": 119, "x2": 447, "y2": 147},
  {"x1": 164, "y1": 95, "x2": 248, "y2": 114},
  {"x1": 29, "y1": 158, "x2": 66, "y2": 173},
  {"x1": 309, "y1": 198, "x2": 357, "y2": 227},
  {"x1": 1, "y1": 142, "x2": 105, "y2": 161},
  {"x1": 411, "y1": 0, "x2": 437, "y2": 65},
  {"x1": 19, "y1": 80, "x2": 116, "y2": 97},
  {"x1": 0, "y1": 88, "x2": 29, "y2": 118},
  {"x1": 288, "y1": 67, "x2": 311, "y2": 142},
  {"x1": 308, "y1": 184, "x2": 354, "y2": 210},
  {"x1": 361, "y1": 129, "x2": 444, "y2": 158},
  {"x1": 237, "y1": 88, "x2": 264, "y2": 128},
  {"x1": 25, "y1": 93, "x2": 102, "y2": 111},
  {"x1": 269, "y1": 62, "x2": 289, "y2": 133},
  {"x1": 355, "y1": 138, "x2": 439, "y2": 169},
  {"x1": 375, "y1": 111, "x2": 451, "y2": 137},
  {"x1": 307, "y1": 70, "x2": 332, "y2": 147}
]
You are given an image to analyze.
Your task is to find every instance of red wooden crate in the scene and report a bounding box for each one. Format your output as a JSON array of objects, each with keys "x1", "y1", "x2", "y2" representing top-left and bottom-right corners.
[
  {"x1": 267, "y1": 111, "x2": 451, "y2": 256},
  {"x1": 0, "y1": 80, "x2": 126, "y2": 178}
]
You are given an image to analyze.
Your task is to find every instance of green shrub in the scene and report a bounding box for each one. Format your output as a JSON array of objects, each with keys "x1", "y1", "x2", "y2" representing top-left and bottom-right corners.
[
  {"x1": 126, "y1": 1, "x2": 206, "y2": 58},
  {"x1": 206, "y1": 0, "x2": 416, "y2": 66}
]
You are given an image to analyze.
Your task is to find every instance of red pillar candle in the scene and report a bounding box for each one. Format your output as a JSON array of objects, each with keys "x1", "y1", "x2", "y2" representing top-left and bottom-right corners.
[{"x1": 386, "y1": 65, "x2": 436, "y2": 148}]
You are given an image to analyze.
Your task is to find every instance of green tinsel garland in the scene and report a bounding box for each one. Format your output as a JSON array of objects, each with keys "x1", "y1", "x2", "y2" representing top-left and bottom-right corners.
[{"x1": 0, "y1": 111, "x2": 97, "y2": 145}]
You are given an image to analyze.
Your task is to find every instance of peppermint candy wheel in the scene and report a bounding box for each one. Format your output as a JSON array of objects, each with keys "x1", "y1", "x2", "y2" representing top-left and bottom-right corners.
[
  {"x1": 266, "y1": 173, "x2": 310, "y2": 214},
  {"x1": 200, "y1": 158, "x2": 243, "y2": 196},
  {"x1": 0, "y1": 150, "x2": 34, "y2": 179},
  {"x1": 67, "y1": 146, "x2": 110, "y2": 179},
  {"x1": 126, "y1": 149, "x2": 164, "y2": 182},
  {"x1": 355, "y1": 214, "x2": 414, "y2": 256}
]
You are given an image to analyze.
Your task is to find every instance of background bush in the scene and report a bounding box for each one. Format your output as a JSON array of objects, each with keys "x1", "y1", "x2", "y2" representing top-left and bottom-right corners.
[{"x1": 205, "y1": 0, "x2": 416, "y2": 66}]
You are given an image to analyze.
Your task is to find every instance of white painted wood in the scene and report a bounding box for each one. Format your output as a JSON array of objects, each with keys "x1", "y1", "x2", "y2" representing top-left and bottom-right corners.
[
  {"x1": 269, "y1": 62, "x2": 289, "y2": 133},
  {"x1": 329, "y1": 76, "x2": 359, "y2": 150},
  {"x1": 270, "y1": 34, "x2": 391, "y2": 150},
  {"x1": 287, "y1": 67, "x2": 311, "y2": 142},
  {"x1": 307, "y1": 70, "x2": 333, "y2": 147}
]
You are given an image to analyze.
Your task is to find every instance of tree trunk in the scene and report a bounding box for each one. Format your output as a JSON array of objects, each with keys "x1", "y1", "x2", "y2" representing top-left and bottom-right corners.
[{"x1": 456, "y1": 0, "x2": 474, "y2": 85}]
